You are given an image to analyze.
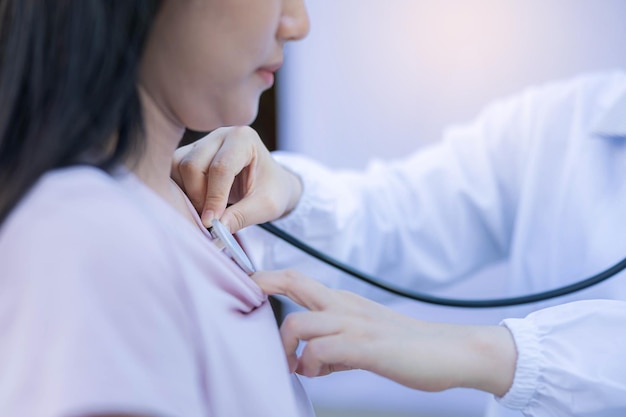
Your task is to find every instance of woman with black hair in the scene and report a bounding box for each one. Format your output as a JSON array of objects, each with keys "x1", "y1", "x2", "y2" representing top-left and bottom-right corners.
[{"x1": 0, "y1": 1, "x2": 312, "y2": 416}]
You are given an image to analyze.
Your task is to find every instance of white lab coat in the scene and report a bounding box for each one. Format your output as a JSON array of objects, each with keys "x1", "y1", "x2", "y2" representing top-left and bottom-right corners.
[{"x1": 244, "y1": 71, "x2": 626, "y2": 417}]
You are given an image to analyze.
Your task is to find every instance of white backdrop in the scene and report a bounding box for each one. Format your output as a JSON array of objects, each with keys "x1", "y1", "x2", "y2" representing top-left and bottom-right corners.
[{"x1": 274, "y1": 1, "x2": 626, "y2": 416}]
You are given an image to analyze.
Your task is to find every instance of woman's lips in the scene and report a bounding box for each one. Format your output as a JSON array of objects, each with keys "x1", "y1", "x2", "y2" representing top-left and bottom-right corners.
[{"x1": 256, "y1": 62, "x2": 283, "y2": 87}]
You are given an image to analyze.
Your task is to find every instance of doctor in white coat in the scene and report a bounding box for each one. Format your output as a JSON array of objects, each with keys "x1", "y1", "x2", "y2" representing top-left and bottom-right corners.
[{"x1": 172, "y1": 70, "x2": 626, "y2": 417}]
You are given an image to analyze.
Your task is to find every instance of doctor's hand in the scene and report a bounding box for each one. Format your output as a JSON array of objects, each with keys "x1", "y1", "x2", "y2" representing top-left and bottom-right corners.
[
  {"x1": 171, "y1": 126, "x2": 302, "y2": 232},
  {"x1": 253, "y1": 269, "x2": 517, "y2": 396}
]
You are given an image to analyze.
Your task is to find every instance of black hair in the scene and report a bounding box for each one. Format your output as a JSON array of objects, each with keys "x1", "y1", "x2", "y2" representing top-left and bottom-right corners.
[{"x1": 0, "y1": 0, "x2": 162, "y2": 225}]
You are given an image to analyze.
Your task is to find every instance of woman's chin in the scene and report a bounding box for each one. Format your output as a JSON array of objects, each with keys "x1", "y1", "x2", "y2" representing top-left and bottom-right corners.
[{"x1": 187, "y1": 106, "x2": 259, "y2": 132}]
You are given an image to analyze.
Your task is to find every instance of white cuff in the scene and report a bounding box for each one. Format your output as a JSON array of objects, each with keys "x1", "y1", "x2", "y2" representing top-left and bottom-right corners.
[
  {"x1": 272, "y1": 152, "x2": 339, "y2": 239},
  {"x1": 496, "y1": 318, "x2": 542, "y2": 411}
]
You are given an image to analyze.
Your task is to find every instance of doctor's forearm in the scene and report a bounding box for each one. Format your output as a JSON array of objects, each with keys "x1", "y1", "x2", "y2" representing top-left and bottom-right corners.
[
  {"x1": 452, "y1": 324, "x2": 517, "y2": 396},
  {"x1": 254, "y1": 270, "x2": 518, "y2": 396},
  {"x1": 385, "y1": 321, "x2": 517, "y2": 396}
]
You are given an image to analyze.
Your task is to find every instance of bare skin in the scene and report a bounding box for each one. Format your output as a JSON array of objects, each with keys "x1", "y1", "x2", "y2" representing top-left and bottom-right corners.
[
  {"x1": 253, "y1": 269, "x2": 517, "y2": 397},
  {"x1": 171, "y1": 126, "x2": 302, "y2": 231},
  {"x1": 137, "y1": 0, "x2": 309, "y2": 226},
  {"x1": 170, "y1": 127, "x2": 519, "y2": 396}
]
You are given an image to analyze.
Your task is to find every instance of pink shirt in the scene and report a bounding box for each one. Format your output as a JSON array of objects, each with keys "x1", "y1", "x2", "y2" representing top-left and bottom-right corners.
[{"x1": 0, "y1": 166, "x2": 314, "y2": 417}]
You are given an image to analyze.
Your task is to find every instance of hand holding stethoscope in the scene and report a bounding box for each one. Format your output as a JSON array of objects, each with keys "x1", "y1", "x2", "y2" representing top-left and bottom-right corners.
[
  {"x1": 176, "y1": 127, "x2": 626, "y2": 308},
  {"x1": 176, "y1": 127, "x2": 626, "y2": 415},
  {"x1": 172, "y1": 126, "x2": 302, "y2": 233}
]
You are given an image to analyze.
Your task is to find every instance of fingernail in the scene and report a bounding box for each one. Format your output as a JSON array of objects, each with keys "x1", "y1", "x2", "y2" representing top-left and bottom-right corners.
[{"x1": 201, "y1": 210, "x2": 214, "y2": 227}]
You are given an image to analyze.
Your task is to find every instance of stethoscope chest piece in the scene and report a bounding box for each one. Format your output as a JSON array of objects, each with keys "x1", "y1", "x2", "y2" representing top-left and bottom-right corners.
[{"x1": 209, "y1": 219, "x2": 256, "y2": 275}]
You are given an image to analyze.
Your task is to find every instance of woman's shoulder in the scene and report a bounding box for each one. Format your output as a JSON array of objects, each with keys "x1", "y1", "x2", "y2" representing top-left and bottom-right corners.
[
  {"x1": 0, "y1": 165, "x2": 177, "y2": 283},
  {"x1": 29, "y1": 165, "x2": 139, "y2": 217},
  {"x1": 7, "y1": 165, "x2": 153, "y2": 234}
]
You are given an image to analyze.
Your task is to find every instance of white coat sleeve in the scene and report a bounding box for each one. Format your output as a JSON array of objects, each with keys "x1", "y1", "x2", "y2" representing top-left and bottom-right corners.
[
  {"x1": 498, "y1": 299, "x2": 626, "y2": 416},
  {"x1": 253, "y1": 85, "x2": 543, "y2": 295}
]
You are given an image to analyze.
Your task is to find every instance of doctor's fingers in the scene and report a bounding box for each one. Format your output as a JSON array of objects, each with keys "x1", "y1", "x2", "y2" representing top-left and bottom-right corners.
[
  {"x1": 201, "y1": 126, "x2": 269, "y2": 228},
  {"x1": 279, "y1": 310, "x2": 359, "y2": 376},
  {"x1": 256, "y1": 270, "x2": 392, "y2": 375},
  {"x1": 172, "y1": 130, "x2": 226, "y2": 215},
  {"x1": 172, "y1": 126, "x2": 264, "y2": 228},
  {"x1": 217, "y1": 142, "x2": 304, "y2": 233},
  {"x1": 296, "y1": 333, "x2": 358, "y2": 377},
  {"x1": 253, "y1": 269, "x2": 337, "y2": 312}
]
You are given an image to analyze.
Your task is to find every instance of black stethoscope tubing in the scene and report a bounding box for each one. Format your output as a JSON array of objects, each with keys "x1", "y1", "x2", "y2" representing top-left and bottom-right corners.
[{"x1": 258, "y1": 222, "x2": 626, "y2": 308}]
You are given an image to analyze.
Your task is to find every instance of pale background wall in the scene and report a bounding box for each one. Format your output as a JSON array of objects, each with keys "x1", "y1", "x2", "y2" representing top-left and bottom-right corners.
[{"x1": 274, "y1": 1, "x2": 626, "y2": 416}]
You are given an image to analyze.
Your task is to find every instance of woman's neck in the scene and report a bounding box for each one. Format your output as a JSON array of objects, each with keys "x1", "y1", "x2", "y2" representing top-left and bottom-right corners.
[{"x1": 131, "y1": 87, "x2": 196, "y2": 224}]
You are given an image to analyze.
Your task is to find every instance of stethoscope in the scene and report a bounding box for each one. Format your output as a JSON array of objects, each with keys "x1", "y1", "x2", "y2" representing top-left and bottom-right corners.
[
  {"x1": 209, "y1": 218, "x2": 256, "y2": 275},
  {"x1": 210, "y1": 219, "x2": 626, "y2": 308}
]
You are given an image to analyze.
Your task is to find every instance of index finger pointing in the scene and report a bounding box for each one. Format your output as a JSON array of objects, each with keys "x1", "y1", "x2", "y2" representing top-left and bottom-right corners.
[
  {"x1": 174, "y1": 135, "x2": 225, "y2": 217},
  {"x1": 252, "y1": 269, "x2": 334, "y2": 312}
]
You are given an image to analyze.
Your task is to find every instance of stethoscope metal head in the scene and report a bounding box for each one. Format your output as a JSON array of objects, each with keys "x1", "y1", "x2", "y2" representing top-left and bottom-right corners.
[{"x1": 209, "y1": 219, "x2": 256, "y2": 275}]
